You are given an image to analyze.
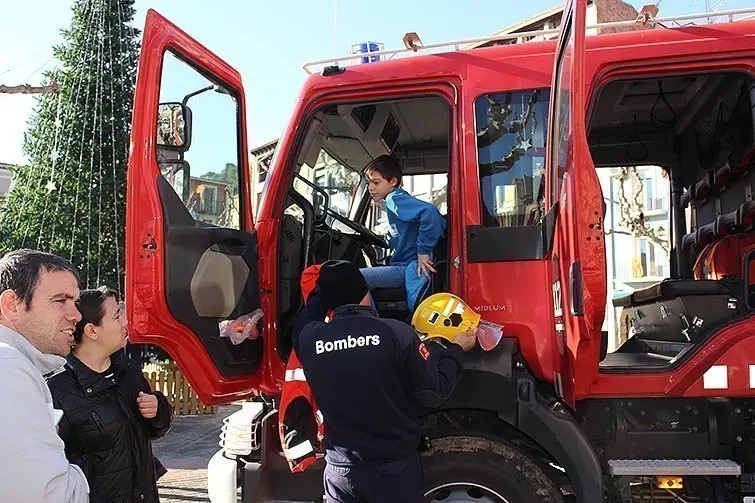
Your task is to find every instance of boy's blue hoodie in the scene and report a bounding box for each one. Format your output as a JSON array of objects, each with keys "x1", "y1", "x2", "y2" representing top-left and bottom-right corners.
[{"x1": 385, "y1": 188, "x2": 446, "y2": 266}]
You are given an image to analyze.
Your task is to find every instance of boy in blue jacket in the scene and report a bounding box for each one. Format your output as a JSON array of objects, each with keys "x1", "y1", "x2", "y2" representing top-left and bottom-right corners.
[{"x1": 361, "y1": 155, "x2": 446, "y2": 312}]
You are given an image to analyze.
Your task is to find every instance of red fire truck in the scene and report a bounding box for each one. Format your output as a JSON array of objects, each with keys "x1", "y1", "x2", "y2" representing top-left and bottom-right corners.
[{"x1": 127, "y1": 1, "x2": 755, "y2": 501}]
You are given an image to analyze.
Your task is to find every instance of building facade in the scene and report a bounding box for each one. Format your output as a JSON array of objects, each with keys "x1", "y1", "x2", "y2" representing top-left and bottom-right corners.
[
  {"x1": 0, "y1": 163, "x2": 15, "y2": 204},
  {"x1": 466, "y1": 0, "x2": 648, "y2": 50},
  {"x1": 251, "y1": 139, "x2": 277, "y2": 217},
  {"x1": 186, "y1": 176, "x2": 232, "y2": 225}
]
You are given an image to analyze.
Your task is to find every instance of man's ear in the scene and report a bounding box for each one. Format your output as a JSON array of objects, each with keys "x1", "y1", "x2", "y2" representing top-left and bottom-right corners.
[
  {"x1": 359, "y1": 292, "x2": 371, "y2": 307},
  {"x1": 0, "y1": 289, "x2": 23, "y2": 322}
]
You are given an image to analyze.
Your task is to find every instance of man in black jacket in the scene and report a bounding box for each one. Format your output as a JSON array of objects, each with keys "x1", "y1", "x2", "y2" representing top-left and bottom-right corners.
[{"x1": 294, "y1": 260, "x2": 477, "y2": 503}]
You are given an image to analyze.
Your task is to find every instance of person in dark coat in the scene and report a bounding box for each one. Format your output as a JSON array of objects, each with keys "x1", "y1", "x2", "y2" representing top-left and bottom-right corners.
[
  {"x1": 294, "y1": 260, "x2": 478, "y2": 503},
  {"x1": 48, "y1": 287, "x2": 173, "y2": 503}
]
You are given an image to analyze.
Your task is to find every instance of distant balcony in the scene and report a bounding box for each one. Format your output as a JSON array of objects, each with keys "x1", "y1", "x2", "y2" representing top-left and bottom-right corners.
[{"x1": 197, "y1": 203, "x2": 224, "y2": 216}]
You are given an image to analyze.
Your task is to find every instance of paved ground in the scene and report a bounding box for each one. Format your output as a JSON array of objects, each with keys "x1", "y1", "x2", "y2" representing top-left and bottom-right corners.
[{"x1": 153, "y1": 404, "x2": 241, "y2": 503}]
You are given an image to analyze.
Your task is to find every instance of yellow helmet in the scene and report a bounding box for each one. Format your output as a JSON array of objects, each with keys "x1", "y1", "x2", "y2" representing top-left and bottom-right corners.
[{"x1": 411, "y1": 293, "x2": 481, "y2": 343}]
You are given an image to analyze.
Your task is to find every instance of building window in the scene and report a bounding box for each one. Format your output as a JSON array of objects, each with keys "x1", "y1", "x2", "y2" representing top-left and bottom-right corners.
[
  {"x1": 475, "y1": 88, "x2": 550, "y2": 227},
  {"x1": 403, "y1": 176, "x2": 413, "y2": 193},
  {"x1": 413, "y1": 174, "x2": 431, "y2": 195},
  {"x1": 643, "y1": 176, "x2": 653, "y2": 210},
  {"x1": 202, "y1": 186, "x2": 217, "y2": 214},
  {"x1": 400, "y1": 174, "x2": 447, "y2": 214},
  {"x1": 639, "y1": 239, "x2": 648, "y2": 277},
  {"x1": 433, "y1": 173, "x2": 447, "y2": 190},
  {"x1": 257, "y1": 152, "x2": 272, "y2": 183},
  {"x1": 640, "y1": 167, "x2": 669, "y2": 211},
  {"x1": 636, "y1": 238, "x2": 669, "y2": 278}
]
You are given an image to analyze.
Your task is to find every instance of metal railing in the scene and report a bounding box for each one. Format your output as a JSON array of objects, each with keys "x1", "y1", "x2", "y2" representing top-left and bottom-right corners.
[{"x1": 302, "y1": 7, "x2": 755, "y2": 74}]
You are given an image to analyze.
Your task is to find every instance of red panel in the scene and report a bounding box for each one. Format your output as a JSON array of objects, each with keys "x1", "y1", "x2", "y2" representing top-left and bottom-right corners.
[
  {"x1": 590, "y1": 315, "x2": 755, "y2": 398},
  {"x1": 545, "y1": 0, "x2": 607, "y2": 407},
  {"x1": 466, "y1": 262, "x2": 555, "y2": 380},
  {"x1": 126, "y1": 10, "x2": 259, "y2": 404}
]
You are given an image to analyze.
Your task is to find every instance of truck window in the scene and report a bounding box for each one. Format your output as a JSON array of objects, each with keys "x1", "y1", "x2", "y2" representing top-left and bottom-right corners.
[
  {"x1": 277, "y1": 95, "x2": 451, "y2": 352},
  {"x1": 475, "y1": 89, "x2": 550, "y2": 227},
  {"x1": 550, "y1": 26, "x2": 572, "y2": 205},
  {"x1": 286, "y1": 149, "x2": 364, "y2": 232},
  {"x1": 157, "y1": 51, "x2": 242, "y2": 229}
]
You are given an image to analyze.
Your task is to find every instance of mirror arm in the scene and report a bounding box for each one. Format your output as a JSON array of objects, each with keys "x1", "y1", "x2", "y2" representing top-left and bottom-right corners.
[{"x1": 181, "y1": 84, "x2": 215, "y2": 107}]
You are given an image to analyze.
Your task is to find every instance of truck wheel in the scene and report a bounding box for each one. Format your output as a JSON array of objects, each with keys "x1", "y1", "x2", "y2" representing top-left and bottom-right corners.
[{"x1": 422, "y1": 436, "x2": 563, "y2": 503}]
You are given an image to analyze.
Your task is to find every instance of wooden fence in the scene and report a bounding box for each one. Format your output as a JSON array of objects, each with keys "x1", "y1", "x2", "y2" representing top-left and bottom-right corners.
[{"x1": 143, "y1": 367, "x2": 217, "y2": 416}]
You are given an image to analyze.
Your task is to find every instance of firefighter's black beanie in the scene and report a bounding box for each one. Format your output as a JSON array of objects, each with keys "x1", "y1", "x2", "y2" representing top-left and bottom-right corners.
[{"x1": 317, "y1": 260, "x2": 369, "y2": 309}]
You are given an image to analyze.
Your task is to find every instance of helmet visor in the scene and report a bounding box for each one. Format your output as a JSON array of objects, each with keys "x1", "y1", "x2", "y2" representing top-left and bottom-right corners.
[{"x1": 477, "y1": 320, "x2": 504, "y2": 351}]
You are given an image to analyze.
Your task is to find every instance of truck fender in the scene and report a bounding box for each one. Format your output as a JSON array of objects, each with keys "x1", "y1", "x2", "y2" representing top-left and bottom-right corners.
[{"x1": 424, "y1": 338, "x2": 603, "y2": 503}]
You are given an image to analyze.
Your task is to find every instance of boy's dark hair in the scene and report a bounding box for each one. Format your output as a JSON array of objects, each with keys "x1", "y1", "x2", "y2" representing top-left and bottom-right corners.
[
  {"x1": 0, "y1": 249, "x2": 80, "y2": 309},
  {"x1": 365, "y1": 155, "x2": 403, "y2": 187},
  {"x1": 74, "y1": 286, "x2": 120, "y2": 343}
]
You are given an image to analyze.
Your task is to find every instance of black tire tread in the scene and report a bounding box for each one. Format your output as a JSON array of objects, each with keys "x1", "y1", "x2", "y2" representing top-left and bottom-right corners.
[{"x1": 422, "y1": 435, "x2": 563, "y2": 503}]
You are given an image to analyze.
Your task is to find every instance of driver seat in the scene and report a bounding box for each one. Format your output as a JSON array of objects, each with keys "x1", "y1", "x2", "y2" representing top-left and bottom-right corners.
[{"x1": 371, "y1": 222, "x2": 449, "y2": 321}]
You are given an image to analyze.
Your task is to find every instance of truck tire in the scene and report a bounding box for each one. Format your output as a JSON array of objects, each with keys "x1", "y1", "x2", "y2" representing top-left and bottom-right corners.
[{"x1": 422, "y1": 436, "x2": 563, "y2": 503}]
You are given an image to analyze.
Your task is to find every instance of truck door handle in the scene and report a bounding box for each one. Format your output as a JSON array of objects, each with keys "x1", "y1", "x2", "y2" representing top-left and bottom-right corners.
[{"x1": 569, "y1": 261, "x2": 584, "y2": 316}]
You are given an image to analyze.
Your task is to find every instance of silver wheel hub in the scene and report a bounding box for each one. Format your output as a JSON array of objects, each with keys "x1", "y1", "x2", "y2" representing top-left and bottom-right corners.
[{"x1": 425, "y1": 482, "x2": 511, "y2": 503}]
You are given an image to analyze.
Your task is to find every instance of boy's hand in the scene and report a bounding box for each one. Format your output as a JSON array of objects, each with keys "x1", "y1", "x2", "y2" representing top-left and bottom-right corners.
[
  {"x1": 137, "y1": 391, "x2": 159, "y2": 419},
  {"x1": 454, "y1": 327, "x2": 478, "y2": 352},
  {"x1": 417, "y1": 254, "x2": 437, "y2": 279}
]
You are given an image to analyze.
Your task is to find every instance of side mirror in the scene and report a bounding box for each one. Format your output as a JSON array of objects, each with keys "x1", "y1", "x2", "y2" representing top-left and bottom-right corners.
[{"x1": 156, "y1": 102, "x2": 192, "y2": 151}]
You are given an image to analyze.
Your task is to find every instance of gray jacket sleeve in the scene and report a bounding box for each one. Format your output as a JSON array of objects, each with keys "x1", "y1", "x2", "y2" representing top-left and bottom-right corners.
[{"x1": 0, "y1": 355, "x2": 89, "y2": 503}]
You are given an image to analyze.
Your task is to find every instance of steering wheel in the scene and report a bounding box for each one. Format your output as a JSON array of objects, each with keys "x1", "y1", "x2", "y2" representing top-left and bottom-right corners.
[{"x1": 326, "y1": 208, "x2": 389, "y2": 249}]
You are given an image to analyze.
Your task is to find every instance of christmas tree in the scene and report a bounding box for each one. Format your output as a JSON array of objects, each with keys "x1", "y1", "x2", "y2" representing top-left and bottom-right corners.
[{"x1": 0, "y1": 0, "x2": 140, "y2": 293}]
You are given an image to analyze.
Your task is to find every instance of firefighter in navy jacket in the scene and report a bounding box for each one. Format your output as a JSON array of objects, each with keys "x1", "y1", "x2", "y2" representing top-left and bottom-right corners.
[{"x1": 293, "y1": 260, "x2": 478, "y2": 503}]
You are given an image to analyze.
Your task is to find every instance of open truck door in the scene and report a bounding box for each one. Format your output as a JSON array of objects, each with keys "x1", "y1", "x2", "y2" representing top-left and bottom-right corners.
[
  {"x1": 546, "y1": 0, "x2": 607, "y2": 408},
  {"x1": 126, "y1": 10, "x2": 262, "y2": 405}
]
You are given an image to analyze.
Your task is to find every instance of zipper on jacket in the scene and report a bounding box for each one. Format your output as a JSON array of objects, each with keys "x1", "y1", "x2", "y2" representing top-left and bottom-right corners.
[{"x1": 90, "y1": 410, "x2": 114, "y2": 449}]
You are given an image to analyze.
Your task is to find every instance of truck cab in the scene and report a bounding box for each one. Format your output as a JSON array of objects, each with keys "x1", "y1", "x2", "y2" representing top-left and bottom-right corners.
[{"x1": 127, "y1": 2, "x2": 755, "y2": 501}]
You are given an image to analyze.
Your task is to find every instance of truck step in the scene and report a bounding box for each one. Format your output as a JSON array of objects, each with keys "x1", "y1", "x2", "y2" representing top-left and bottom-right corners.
[{"x1": 608, "y1": 459, "x2": 742, "y2": 476}]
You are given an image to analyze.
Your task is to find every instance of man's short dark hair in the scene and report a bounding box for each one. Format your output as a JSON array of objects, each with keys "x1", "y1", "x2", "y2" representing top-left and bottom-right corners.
[
  {"x1": 74, "y1": 286, "x2": 119, "y2": 343},
  {"x1": 365, "y1": 155, "x2": 403, "y2": 187},
  {"x1": 0, "y1": 249, "x2": 80, "y2": 308}
]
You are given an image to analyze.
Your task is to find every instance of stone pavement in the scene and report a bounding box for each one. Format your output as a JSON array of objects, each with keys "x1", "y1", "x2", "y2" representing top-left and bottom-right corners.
[{"x1": 153, "y1": 404, "x2": 241, "y2": 503}]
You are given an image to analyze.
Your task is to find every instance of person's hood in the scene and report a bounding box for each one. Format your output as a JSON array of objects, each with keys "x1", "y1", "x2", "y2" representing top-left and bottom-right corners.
[{"x1": 0, "y1": 325, "x2": 66, "y2": 376}]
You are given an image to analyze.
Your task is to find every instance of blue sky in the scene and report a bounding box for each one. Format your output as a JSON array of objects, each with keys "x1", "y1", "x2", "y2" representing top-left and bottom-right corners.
[{"x1": 1, "y1": 0, "x2": 753, "y2": 167}]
